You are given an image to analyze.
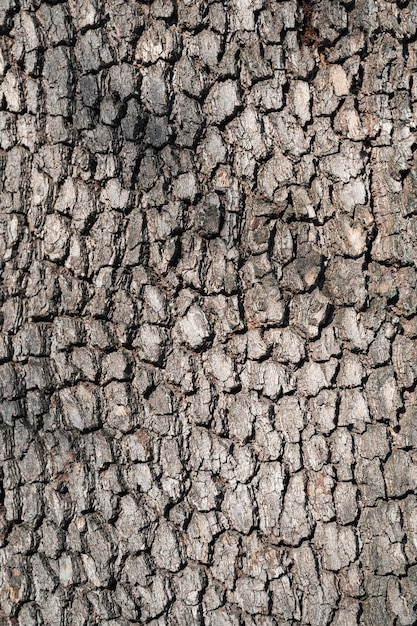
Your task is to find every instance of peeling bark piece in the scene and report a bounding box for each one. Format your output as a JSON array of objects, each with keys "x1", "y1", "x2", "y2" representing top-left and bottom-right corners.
[
  {"x1": 323, "y1": 256, "x2": 366, "y2": 308},
  {"x1": 105, "y1": 382, "x2": 138, "y2": 432},
  {"x1": 392, "y1": 335, "x2": 417, "y2": 389},
  {"x1": 100, "y1": 179, "x2": 130, "y2": 210},
  {"x1": 242, "y1": 216, "x2": 273, "y2": 256},
  {"x1": 275, "y1": 395, "x2": 305, "y2": 443},
  {"x1": 84, "y1": 515, "x2": 117, "y2": 587},
  {"x1": 307, "y1": 470, "x2": 335, "y2": 522},
  {"x1": 256, "y1": 461, "x2": 285, "y2": 542},
  {"x1": 257, "y1": 152, "x2": 293, "y2": 201},
  {"x1": 116, "y1": 495, "x2": 156, "y2": 553},
  {"x1": 355, "y1": 457, "x2": 386, "y2": 506},
  {"x1": 174, "y1": 95, "x2": 202, "y2": 148},
  {"x1": 384, "y1": 450, "x2": 417, "y2": 499},
  {"x1": 360, "y1": 501, "x2": 406, "y2": 576},
  {"x1": 227, "y1": 107, "x2": 267, "y2": 179},
  {"x1": 308, "y1": 389, "x2": 338, "y2": 435},
  {"x1": 395, "y1": 268, "x2": 417, "y2": 317},
  {"x1": 290, "y1": 542, "x2": 336, "y2": 625},
  {"x1": 290, "y1": 290, "x2": 330, "y2": 339},
  {"x1": 173, "y1": 55, "x2": 208, "y2": 99},
  {"x1": 334, "y1": 96, "x2": 366, "y2": 141},
  {"x1": 177, "y1": 304, "x2": 213, "y2": 350},
  {"x1": 226, "y1": 393, "x2": 255, "y2": 442},
  {"x1": 333, "y1": 307, "x2": 374, "y2": 352},
  {"x1": 302, "y1": 433, "x2": 329, "y2": 471},
  {"x1": 338, "y1": 389, "x2": 370, "y2": 433},
  {"x1": 188, "y1": 470, "x2": 221, "y2": 512},
  {"x1": 356, "y1": 424, "x2": 390, "y2": 461},
  {"x1": 144, "y1": 115, "x2": 171, "y2": 148},
  {"x1": 282, "y1": 442, "x2": 302, "y2": 474},
  {"x1": 280, "y1": 472, "x2": 311, "y2": 546},
  {"x1": 314, "y1": 523, "x2": 357, "y2": 571},
  {"x1": 310, "y1": 327, "x2": 341, "y2": 362},
  {"x1": 324, "y1": 214, "x2": 368, "y2": 258},
  {"x1": 135, "y1": 573, "x2": 173, "y2": 622},
  {"x1": 230, "y1": 576, "x2": 269, "y2": 615},
  {"x1": 245, "y1": 328, "x2": 268, "y2": 361},
  {"x1": 387, "y1": 577, "x2": 417, "y2": 626},
  {"x1": 205, "y1": 607, "x2": 240, "y2": 626},
  {"x1": 297, "y1": 358, "x2": 337, "y2": 397},
  {"x1": 245, "y1": 275, "x2": 286, "y2": 327},
  {"x1": 59, "y1": 384, "x2": 101, "y2": 432},
  {"x1": 329, "y1": 64, "x2": 350, "y2": 96},
  {"x1": 204, "y1": 80, "x2": 241, "y2": 125},
  {"x1": 289, "y1": 80, "x2": 311, "y2": 125},
  {"x1": 204, "y1": 347, "x2": 239, "y2": 392},
  {"x1": 270, "y1": 576, "x2": 301, "y2": 622},
  {"x1": 401, "y1": 498, "x2": 417, "y2": 568},
  {"x1": 396, "y1": 393, "x2": 417, "y2": 450},
  {"x1": 43, "y1": 214, "x2": 70, "y2": 263},
  {"x1": 222, "y1": 484, "x2": 255, "y2": 535},
  {"x1": 141, "y1": 63, "x2": 169, "y2": 116},
  {"x1": 334, "y1": 482, "x2": 358, "y2": 525},
  {"x1": 19, "y1": 441, "x2": 43, "y2": 483},
  {"x1": 186, "y1": 511, "x2": 220, "y2": 564},
  {"x1": 211, "y1": 531, "x2": 240, "y2": 589},
  {"x1": 366, "y1": 366, "x2": 401, "y2": 425},
  {"x1": 134, "y1": 324, "x2": 167, "y2": 365},
  {"x1": 174, "y1": 565, "x2": 207, "y2": 608},
  {"x1": 151, "y1": 521, "x2": 185, "y2": 573},
  {"x1": 321, "y1": 142, "x2": 363, "y2": 183},
  {"x1": 330, "y1": 428, "x2": 354, "y2": 481},
  {"x1": 76, "y1": 29, "x2": 113, "y2": 73},
  {"x1": 267, "y1": 328, "x2": 305, "y2": 364},
  {"x1": 265, "y1": 113, "x2": 310, "y2": 159},
  {"x1": 192, "y1": 29, "x2": 222, "y2": 69},
  {"x1": 337, "y1": 352, "x2": 365, "y2": 388},
  {"x1": 281, "y1": 244, "x2": 323, "y2": 293}
]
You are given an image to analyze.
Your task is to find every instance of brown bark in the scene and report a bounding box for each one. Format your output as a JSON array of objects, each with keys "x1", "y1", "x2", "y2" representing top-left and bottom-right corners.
[{"x1": 1, "y1": 0, "x2": 417, "y2": 624}]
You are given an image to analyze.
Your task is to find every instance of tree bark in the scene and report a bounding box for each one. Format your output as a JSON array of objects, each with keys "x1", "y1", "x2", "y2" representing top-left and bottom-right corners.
[{"x1": 1, "y1": 0, "x2": 417, "y2": 624}]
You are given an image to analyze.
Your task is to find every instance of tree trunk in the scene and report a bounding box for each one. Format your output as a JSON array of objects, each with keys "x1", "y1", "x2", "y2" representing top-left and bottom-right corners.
[{"x1": 1, "y1": 0, "x2": 417, "y2": 624}]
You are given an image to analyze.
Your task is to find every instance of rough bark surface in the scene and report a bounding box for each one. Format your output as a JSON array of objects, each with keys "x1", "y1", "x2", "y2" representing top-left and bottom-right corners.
[{"x1": 1, "y1": 0, "x2": 417, "y2": 624}]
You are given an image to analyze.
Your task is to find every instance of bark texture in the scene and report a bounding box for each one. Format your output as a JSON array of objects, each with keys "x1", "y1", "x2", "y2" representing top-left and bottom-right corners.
[{"x1": 1, "y1": 0, "x2": 417, "y2": 624}]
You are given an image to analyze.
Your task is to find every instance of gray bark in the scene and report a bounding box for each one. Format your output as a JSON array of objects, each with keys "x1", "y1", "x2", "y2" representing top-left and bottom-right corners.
[{"x1": 1, "y1": 0, "x2": 417, "y2": 624}]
